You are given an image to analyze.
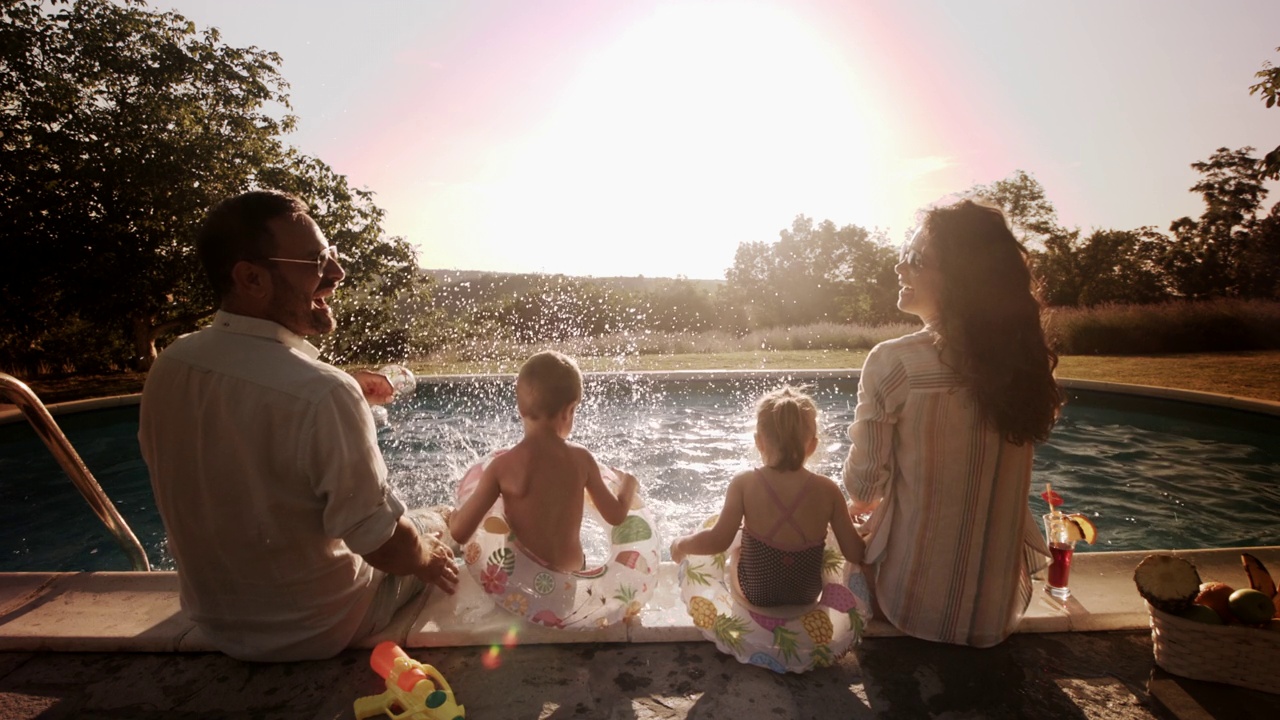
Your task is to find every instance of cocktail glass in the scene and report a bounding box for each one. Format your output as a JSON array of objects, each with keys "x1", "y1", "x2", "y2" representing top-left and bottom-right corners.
[{"x1": 1043, "y1": 512, "x2": 1075, "y2": 601}]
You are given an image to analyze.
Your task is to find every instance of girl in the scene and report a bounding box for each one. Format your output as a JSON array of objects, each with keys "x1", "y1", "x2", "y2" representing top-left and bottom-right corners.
[
  {"x1": 671, "y1": 385, "x2": 864, "y2": 607},
  {"x1": 843, "y1": 199, "x2": 1062, "y2": 647}
]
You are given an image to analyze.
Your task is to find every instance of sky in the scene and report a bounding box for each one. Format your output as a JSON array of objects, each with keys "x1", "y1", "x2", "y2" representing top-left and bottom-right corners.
[{"x1": 151, "y1": 0, "x2": 1280, "y2": 280}]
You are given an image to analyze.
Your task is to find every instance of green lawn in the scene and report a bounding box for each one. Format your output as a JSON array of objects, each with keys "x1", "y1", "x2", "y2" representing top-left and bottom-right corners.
[
  {"x1": 407, "y1": 350, "x2": 1280, "y2": 403},
  {"x1": 12, "y1": 350, "x2": 1280, "y2": 405}
]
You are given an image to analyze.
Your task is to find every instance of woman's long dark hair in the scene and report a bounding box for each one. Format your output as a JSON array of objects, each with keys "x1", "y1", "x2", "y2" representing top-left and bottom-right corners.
[{"x1": 923, "y1": 200, "x2": 1062, "y2": 445}]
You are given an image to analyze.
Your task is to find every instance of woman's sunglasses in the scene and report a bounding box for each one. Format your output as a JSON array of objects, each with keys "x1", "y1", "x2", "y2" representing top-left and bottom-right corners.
[{"x1": 899, "y1": 245, "x2": 926, "y2": 270}]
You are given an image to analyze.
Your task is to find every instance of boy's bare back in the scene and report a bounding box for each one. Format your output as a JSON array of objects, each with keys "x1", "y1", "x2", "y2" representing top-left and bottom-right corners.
[
  {"x1": 487, "y1": 435, "x2": 597, "y2": 571},
  {"x1": 449, "y1": 350, "x2": 638, "y2": 573}
]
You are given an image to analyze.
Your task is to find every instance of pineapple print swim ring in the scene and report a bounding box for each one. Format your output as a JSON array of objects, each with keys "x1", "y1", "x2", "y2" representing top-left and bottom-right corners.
[
  {"x1": 455, "y1": 449, "x2": 661, "y2": 630},
  {"x1": 677, "y1": 515, "x2": 873, "y2": 673}
]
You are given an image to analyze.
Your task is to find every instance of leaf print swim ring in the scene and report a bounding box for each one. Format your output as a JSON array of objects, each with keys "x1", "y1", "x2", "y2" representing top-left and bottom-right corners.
[
  {"x1": 677, "y1": 514, "x2": 873, "y2": 673},
  {"x1": 455, "y1": 449, "x2": 661, "y2": 630}
]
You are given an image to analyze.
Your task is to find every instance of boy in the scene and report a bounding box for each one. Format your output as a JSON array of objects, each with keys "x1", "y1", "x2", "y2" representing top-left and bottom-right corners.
[{"x1": 449, "y1": 350, "x2": 638, "y2": 572}]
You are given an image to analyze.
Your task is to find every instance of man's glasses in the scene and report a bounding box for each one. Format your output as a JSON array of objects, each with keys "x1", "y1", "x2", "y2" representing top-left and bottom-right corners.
[
  {"x1": 899, "y1": 244, "x2": 926, "y2": 270},
  {"x1": 265, "y1": 245, "x2": 340, "y2": 275}
]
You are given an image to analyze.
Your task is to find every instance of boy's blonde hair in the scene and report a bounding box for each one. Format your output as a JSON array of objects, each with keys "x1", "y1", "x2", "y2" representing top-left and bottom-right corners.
[
  {"x1": 756, "y1": 385, "x2": 819, "y2": 471},
  {"x1": 516, "y1": 350, "x2": 583, "y2": 420}
]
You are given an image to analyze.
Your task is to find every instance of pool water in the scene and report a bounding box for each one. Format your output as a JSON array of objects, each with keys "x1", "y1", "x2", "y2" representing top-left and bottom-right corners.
[{"x1": 2, "y1": 375, "x2": 1278, "y2": 572}]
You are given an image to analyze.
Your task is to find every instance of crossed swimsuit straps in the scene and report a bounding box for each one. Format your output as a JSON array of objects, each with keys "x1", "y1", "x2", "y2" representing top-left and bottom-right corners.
[{"x1": 736, "y1": 470, "x2": 826, "y2": 607}]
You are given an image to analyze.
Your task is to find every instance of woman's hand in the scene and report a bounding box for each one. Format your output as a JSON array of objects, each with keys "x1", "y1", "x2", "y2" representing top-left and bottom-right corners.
[
  {"x1": 352, "y1": 370, "x2": 395, "y2": 405},
  {"x1": 849, "y1": 498, "x2": 879, "y2": 522}
]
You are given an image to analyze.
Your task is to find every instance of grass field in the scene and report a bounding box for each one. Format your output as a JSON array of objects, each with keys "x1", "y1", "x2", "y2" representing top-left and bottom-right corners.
[{"x1": 11, "y1": 350, "x2": 1280, "y2": 405}]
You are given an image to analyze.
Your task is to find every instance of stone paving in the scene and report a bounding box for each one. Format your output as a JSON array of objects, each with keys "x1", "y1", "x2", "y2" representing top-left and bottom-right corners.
[{"x1": 4, "y1": 630, "x2": 1280, "y2": 719}]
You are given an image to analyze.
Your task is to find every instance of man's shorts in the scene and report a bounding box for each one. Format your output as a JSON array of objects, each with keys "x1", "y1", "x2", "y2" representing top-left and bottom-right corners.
[{"x1": 357, "y1": 507, "x2": 449, "y2": 637}]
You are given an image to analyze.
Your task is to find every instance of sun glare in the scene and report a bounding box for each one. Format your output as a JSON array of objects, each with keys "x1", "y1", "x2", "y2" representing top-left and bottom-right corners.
[{"x1": 477, "y1": 3, "x2": 895, "y2": 278}]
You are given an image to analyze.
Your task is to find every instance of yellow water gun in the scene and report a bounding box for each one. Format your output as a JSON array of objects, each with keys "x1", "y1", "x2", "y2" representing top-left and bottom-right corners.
[{"x1": 353, "y1": 641, "x2": 465, "y2": 720}]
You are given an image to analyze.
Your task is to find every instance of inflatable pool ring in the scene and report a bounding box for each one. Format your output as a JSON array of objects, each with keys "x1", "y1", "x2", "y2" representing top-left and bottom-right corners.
[
  {"x1": 677, "y1": 516, "x2": 873, "y2": 673},
  {"x1": 455, "y1": 450, "x2": 661, "y2": 630}
]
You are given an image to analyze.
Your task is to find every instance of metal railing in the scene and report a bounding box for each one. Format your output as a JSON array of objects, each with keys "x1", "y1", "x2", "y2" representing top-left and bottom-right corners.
[{"x1": 1, "y1": 372, "x2": 151, "y2": 571}]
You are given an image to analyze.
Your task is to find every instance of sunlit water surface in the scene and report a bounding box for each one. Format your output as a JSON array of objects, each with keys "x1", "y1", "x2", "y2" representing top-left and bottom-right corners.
[{"x1": 2, "y1": 374, "x2": 1278, "y2": 572}]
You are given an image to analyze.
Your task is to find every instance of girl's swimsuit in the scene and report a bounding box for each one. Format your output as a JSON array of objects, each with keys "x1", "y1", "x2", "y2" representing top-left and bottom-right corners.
[{"x1": 735, "y1": 471, "x2": 826, "y2": 607}]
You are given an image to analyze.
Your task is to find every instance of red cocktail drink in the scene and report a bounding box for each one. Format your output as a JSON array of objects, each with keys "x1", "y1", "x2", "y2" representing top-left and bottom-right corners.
[
  {"x1": 1042, "y1": 513, "x2": 1076, "y2": 600},
  {"x1": 1047, "y1": 542, "x2": 1074, "y2": 590}
]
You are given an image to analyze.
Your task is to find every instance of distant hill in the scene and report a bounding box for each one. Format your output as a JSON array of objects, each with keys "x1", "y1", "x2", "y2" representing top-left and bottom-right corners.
[{"x1": 420, "y1": 269, "x2": 723, "y2": 295}]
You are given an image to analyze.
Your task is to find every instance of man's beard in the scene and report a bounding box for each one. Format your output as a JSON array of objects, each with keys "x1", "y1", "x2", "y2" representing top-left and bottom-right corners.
[{"x1": 267, "y1": 272, "x2": 337, "y2": 336}]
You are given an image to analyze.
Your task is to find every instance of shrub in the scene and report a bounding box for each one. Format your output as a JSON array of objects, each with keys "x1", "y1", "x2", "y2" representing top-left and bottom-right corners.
[{"x1": 1048, "y1": 299, "x2": 1280, "y2": 354}]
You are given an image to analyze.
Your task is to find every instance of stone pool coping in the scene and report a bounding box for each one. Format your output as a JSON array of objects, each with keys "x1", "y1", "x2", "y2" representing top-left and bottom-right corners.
[{"x1": 2, "y1": 547, "x2": 1277, "y2": 653}]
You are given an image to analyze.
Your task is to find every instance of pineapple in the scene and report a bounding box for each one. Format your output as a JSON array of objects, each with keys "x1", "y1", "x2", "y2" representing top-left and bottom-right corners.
[
  {"x1": 822, "y1": 547, "x2": 843, "y2": 575},
  {"x1": 688, "y1": 596, "x2": 717, "y2": 629},
  {"x1": 1133, "y1": 554, "x2": 1201, "y2": 613},
  {"x1": 683, "y1": 562, "x2": 712, "y2": 587},
  {"x1": 614, "y1": 585, "x2": 643, "y2": 619},
  {"x1": 712, "y1": 614, "x2": 750, "y2": 653},
  {"x1": 747, "y1": 610, "x2": 799, "y2": 663},
  {"x1": 800, "y1": 610, "x2": 834, "y2": 645},
  {"x1": 810, "y1": 643, "x2": 835, "y2": 669},
  {"x1": 771, "y1": 626, "x2": 800, "y2": 664}
]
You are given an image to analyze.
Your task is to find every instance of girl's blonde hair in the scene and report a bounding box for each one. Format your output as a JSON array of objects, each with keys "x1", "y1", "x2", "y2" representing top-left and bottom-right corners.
[{"x1": 755, "y1": 385, "x2": 819, "y2": 471}]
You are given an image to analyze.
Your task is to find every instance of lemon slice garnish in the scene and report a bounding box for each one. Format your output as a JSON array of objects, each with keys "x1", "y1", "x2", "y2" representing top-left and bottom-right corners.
[{"x1": 1064, "y1": 513, "x2": 1097, "y2": 544}]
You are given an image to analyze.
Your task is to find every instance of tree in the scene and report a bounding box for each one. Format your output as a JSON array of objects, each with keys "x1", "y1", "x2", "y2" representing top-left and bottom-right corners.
[
  {"x1": 1, "y1": 0, "x2": 291, "y2": 370},
  {"x1": 0, "y1": 0, "x2": 426, "y2": 372},
  {"x1": 970, "y1": 170, "x2": 1066, "y2": 250},
  {"x1": 1033, "y1": 227, "x2": 1173, "y2": 307},
  {"x1": 634, "y1": 278, "x2": 720, "y2": 333},
  {"x1": 1032, "y1": 229, "x2": 1084, "y2": 307},
  {"x1": 258, "y1": 153, "x2": 441, "y2": 363},
  {"x1": 1073, "y1": 228, "x2": 1172, "y2": 306},
  {"x1": 1249, "y1": 45, "x2": 1280, "y2": 181},
  {"x1": 724, "y1": 215, "x2": 899, "y2": 329},
  {"x1": 1166, "y1": 147, "x2": 1272, "y2": 299},
  {"x1": 724, "y1": 239, "x2": 779, "y2": 326},
  {"x1": 491, "y1": 275, "x2": 634, "y2": 344}
]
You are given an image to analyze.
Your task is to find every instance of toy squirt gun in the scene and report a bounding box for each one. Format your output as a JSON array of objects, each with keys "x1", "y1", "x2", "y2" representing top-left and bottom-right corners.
[{"x1": 354, "y1": 641, "x2": 465, "y2": 720}]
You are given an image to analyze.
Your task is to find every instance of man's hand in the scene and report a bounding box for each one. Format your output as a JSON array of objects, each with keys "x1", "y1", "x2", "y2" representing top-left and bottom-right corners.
[
  {"x1": 353, "y1": 370, "x2": 395, "y2": 405},
  {"x1": 417, "y1": 532, "x2": 459, "y2": 594},
  {"x1": 363, "y1": 516, "x2": 459, "y2": 594}
]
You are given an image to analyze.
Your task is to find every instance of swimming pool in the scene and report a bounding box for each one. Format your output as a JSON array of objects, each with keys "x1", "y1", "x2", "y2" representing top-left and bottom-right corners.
[{"x1": 2, "y1": 372, "x2": 1278, "y2": 572}]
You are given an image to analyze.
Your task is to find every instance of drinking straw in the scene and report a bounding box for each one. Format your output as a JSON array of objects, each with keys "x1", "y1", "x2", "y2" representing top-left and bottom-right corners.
[{"x1": 1043, "y1": 483, "x2": 1063, "y2": 516}]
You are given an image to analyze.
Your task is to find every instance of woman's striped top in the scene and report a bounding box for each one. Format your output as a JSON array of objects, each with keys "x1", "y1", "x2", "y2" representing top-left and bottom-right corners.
[{"x1": 843, "y1": 330, "x2": 1051, "y2": 648}]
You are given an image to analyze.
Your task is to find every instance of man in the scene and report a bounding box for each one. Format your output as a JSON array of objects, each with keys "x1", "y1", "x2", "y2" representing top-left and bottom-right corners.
[{"x1": 139, "y1": 190, "x2": 457, "y2": 661}]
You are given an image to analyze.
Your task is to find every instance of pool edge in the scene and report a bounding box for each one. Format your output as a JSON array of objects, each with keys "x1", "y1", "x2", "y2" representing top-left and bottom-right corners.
[{"x1": 2, "y1": 547, "x2": 1277, "y2": 654}]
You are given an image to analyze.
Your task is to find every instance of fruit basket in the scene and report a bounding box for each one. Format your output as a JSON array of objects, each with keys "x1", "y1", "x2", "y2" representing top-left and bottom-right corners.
[{"x1": 1146, "y1": 602, "x2": 1280, "y2": 695}]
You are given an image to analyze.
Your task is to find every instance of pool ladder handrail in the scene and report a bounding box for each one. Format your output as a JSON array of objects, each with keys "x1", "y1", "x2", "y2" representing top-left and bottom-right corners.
[{"x1": 1, "y1": 372, "x2": 151, "y2": 571}]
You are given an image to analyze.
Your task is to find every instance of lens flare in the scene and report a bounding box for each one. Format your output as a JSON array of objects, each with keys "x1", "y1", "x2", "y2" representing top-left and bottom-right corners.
[
  {"x1": 481, "y1": 645, "x2": 502, "y2": 670},
  {"x1": 503, "y1": 625, "x2": 520, "y2": 649}
]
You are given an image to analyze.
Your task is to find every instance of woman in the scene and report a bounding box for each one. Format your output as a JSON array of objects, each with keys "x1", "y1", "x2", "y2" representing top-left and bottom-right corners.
[{"x1": 843, "y1": 199, "x2": 1062, "y2": 648}]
